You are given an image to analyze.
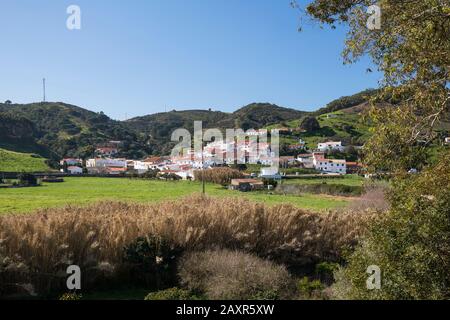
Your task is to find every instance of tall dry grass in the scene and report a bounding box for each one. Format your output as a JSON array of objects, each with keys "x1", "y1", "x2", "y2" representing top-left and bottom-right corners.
[
  {"x1": 0, "y1": 195, "x2": 379, "y2": 296},
  {"x1": 193, "y1": 167, "x2": 244, "y2": 185}
]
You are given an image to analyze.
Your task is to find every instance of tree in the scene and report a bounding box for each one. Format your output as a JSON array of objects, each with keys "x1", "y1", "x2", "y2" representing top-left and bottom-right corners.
[
  {"x1": 18, "y1": 173, "x2": 38, "y2": 186},
  {"x1": 299, "y1": 0, "x2": 450, "y2": 299},
  {"x1": 4, "y1": 100, "x2": 12, "y2": 104},
  {"x1": 299, "y1": 0, "x2": 450, "y2": 172},
  {"x1": 332, "y1": 152, "x2": 450, "y2": 299},
  {"x1": 62, "y1": 161, "x2": 69, "y2": 173},
  {"x1": 299, "y1": 116, "x2": 320, "y2": 132}
]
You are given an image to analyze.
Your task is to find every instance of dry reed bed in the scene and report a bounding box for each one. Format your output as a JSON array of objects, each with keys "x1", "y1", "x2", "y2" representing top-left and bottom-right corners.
[
  {"x1": 0, "y1": 195, "x2": 378, "y2": 295},
  {"x1": 193, "y1": 167, "x2": 244, "y2": 185}
]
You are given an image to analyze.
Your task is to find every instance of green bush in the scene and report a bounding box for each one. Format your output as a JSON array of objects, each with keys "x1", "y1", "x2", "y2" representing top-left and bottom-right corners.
[
  {"x1": 297, "y1": 277, "x2": 325, "y2": 300},
  {"x1": 17, "y1": 173, "x2": 38, "y2": 186},
  {"x1": 123, "y1": 235, "x2": 182, "y2": 289},
  {"x1": 315, "y1": 262, "x2": 339, "y2": 284},
  {"x1": 144, "y1": 287, "x2": 201, "y2": 300},
  {"x1": 332, "y1": 152, "x2": 450, "y2": 299}
]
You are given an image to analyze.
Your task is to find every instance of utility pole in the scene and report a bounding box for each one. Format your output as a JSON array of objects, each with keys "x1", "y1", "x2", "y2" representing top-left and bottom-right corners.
[
  {"x1": 42, "y1": 78, "x2": 46, "y2": 102},
  {"x1": 202, "y1": 141, "x2": 205, "y2": 195}
]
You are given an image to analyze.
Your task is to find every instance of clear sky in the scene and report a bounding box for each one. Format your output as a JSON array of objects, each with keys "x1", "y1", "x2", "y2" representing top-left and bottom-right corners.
[{"x1": 0, "y1": 0, "x2": 381, "y2": 119}]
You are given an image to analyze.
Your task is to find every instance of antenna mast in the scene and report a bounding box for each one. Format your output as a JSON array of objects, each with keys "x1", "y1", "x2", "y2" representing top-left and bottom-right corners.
[{"x1": 42, "y1": 78, "x2": 46, "y2": 102}]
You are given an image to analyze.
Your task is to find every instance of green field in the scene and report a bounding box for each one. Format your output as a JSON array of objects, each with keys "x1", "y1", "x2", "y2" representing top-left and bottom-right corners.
[
  {"x1": 0, "y1": 148, "x2": 51, "y2": 172},
  {"x1": 0, "y1": 177, "x2": 351, "y2": 214},
  {"x1": 284, "y1": 174, "x2": 365, "y2": 187}
]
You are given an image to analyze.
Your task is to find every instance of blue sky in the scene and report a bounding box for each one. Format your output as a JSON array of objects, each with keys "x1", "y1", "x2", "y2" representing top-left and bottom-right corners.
[{"x1": 0, "y1": 0, "x2": 381, "y2": 119}]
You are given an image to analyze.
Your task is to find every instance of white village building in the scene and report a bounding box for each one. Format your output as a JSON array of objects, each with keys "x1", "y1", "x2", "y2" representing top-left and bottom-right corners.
[
  {"x1": 312, "y1": 152, "x2": 347, "y2": 174},
  {"x1": 317, "y1": 141, "x2": 345, "y2": 152}
]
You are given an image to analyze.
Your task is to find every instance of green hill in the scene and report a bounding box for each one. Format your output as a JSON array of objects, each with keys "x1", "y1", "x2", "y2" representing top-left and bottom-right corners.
[
  {"x1": 3, "y1": 89, "x2": 444, "y2": 165},
  {"x1": 0, "y1": 148, "x2": 51, "y2": 172},
  {"x1": 125, "y1": 103, "x2": 306, "y2": 155},
  {"x1": 0, "y1": 102, "x2": 150, "y2": 160}
]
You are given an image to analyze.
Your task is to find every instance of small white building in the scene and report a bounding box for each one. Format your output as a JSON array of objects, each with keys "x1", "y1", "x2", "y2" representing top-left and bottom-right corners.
[
  {"x1": 296, "y1": 154, "x2": 314, "y2": 168},
  {"x1": 445, "y1": 137, "x2": 450, "y2": 144},
  {"x1": 312, "y1": 152, "x2": 346, "y2": 174},
  {"x1": 60, "y1": 158, "x2": 82, "y2": 166},
  {"x1": 66, "y1": 166, "x2": 83, "y2": 174},
  {"x1": 317, "y1": 141, "x2": 345, "y2": 152},
  {"x1": 86, "y1": 158, "x2": 127, "y2": 168}
]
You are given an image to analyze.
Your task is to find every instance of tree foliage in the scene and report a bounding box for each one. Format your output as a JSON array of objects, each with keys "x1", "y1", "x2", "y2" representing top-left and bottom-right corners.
[
  {"x1": 302, "y1": 0, "x2": 450, "y2": 300},
  {"x1": 302, "y1": 0, "x2": 450, "y2": 172},
  {"x1": 300, "y1": 116, "x2": 321, "y2": 132},
  {"x1": 332, "y1": 151, "x2": 450, "y2": 299}
]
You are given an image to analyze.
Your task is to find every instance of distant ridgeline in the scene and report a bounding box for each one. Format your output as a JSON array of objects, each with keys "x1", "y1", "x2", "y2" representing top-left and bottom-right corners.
[{"x1": 0, "y1": 89, "x2": 447, "y2": 164}]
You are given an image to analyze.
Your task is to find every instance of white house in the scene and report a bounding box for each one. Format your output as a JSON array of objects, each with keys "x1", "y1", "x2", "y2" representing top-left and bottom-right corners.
[
  {"x1": 60, "y1": 158, "x2": 81, "y2": 166},
  {"x1": 445, "y1": 137, "x2": 450, "y2": 144},
  {"x1": 312, "y1": 152, "x2": 347, "y2": 174},
  {"x1": 66, "y1": 166, "x2": 83, "y2": 174},
  {"x1": 86, "y1": 158, "x2": 127, "y2": 168},
  {"x1": 260, "y1": 167, "x2": 282, "y2": 179},
  {"x1": 296, "y1": 153, "x2": 314, "y2": 168},
  {"x1": 317, "y1": 141, "x2": 345, "y2": 152}
]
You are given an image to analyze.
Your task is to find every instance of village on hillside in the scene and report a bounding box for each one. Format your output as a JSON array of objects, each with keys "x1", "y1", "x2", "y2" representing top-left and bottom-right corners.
[{"x1": 57, "y1": 135, "x2": 369, "y2": 190}]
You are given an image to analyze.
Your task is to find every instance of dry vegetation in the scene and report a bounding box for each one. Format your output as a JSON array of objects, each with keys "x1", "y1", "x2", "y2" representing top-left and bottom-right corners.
[
  {"x1": 179, "y1": 249, "x2": 295, "y2": 300},
  {"x1": 0, "y1": 195, "x2": 380, "y2": 297},
  {"x1": 193, "y1": 167, "x2": 244, "y2": 185},
  {"x1": 346, "y1": 183, "x2": 390, "y2": 212}
]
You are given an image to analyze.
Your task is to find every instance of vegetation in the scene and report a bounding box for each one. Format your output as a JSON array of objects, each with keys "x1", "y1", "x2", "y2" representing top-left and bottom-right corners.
[
  {"x1": 299, "y1": 116, "x2": 320, "y2": 132},
  {"x1": 284, "y1": 174, "x2": 365, "y2": 186},
  {"x1": 0, "y1": 177, "x2": 351, "y2": 214},
  {"x1": 145, "y1": 288, "x2": 201, "y2": 300},
  {"x1": 0, "y1": 148, "x2": 51, "y2": 172},
  {"x1": 193, "y1": 167, "x2": 244, "y2": 186},
  {"x1": 302, "y1": 0, "x2": 450, "y2": 300},
  {"x1": 313, "y1": 89, "x2": 379, "y2": 116},
  {"x1": 178, "y1": 249, "x2": 295, "y2": 300},
  {"x1": 276, "y1": 183, "x2": 364, "y2": 197},
  {"x1": 0, "y1": 102, "x2": 150, "y2": 160},
  {"x1": 332, "y1": 152, "x2": 450, "y2": 299},
  {"x1": 0, "y1": 196, "x2": 377, "y2": 297}
]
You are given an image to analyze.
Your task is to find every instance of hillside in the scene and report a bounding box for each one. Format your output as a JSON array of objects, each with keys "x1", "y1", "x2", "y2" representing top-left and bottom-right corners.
[
  {"x1": 0, "y1": 102, "x2": 151, "y2": 160},
  {"x1": 0, "y1": 148, "x2": 51, "y2": 172},
  {"x1": 125, "y1": 103, "x2": 306, "y2": 155},
  {"x1": 3, "y1": 89, "x2": 444, "y2": 165}
]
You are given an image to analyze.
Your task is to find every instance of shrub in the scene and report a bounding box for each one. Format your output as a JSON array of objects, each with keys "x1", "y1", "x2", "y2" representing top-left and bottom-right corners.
[
  {"x1": 297, "y1": 277, "x2": 325, "y2": 300},
  {"x1": 193, "y1": 167, "x2": 244, "y2": 186},
  {"x1": 144, "y1": 287, "x2": 201, "y2": 300},
  {"x1": 123, "y1": 235, "x2": 182, "y2": 289},
  {"x1": 59, "y1": 292, "x2": 82, "y2": 300},
  {"x1": 346, "y1": 183, "x2": 390, "y2": 212},
  {"x1": 178, "y1": 249, "x2": 295, "y2": 300},
  {"x1": 300, "y1": 116, "x2": 320, "y2": 132},
  {"x1": 17, "y1": 173, "x2": 38, "y2": 186},
  {"x1": 332, "y1": 152, "x2": 450, "y2": 300},
  {"x1": 315, "y1": 262, "x2": 339, "y2": 284}
]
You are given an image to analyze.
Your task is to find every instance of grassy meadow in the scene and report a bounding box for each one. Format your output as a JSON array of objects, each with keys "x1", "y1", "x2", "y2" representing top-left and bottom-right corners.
[
  {"x1": 0, "y1": 177, "x2": 351, "y2": 214},
  {"x1": 284, "y1": 174, "x2": 365, "y2": 186},
  {"x1": 0, "y1": 148, "x2": 51, "y2": 172}
]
